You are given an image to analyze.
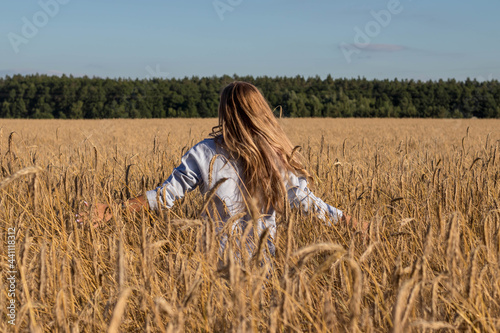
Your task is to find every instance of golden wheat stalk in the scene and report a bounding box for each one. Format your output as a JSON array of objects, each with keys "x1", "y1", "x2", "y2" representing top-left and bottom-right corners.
[
  {"x1": 410, "y1": 319, "x2": 455, "y2": 330},
  {"x1": 392, "y1": 278, "x2": 416, "y2": 332},
  {"x1": 0, "y1": 165, "x2": 43, "y2": 189},
  {"x1": 293, "y1": 243, "x2": 346, "y2": 268},
  {"x1": 107, "y1": 288, "x2": 132, "y2": 333},
  {"x1": 346, "y1": 258, "x2": 363, "y2": 332}
]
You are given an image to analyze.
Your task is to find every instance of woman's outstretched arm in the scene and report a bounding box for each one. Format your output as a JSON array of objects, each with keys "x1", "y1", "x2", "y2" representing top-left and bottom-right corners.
[
  {"x1": 77, "y1": 140, "x2": 210, "y2": 226},
  {"x1": 286, "y1": 173, "x2": 368, "y2": 232}
]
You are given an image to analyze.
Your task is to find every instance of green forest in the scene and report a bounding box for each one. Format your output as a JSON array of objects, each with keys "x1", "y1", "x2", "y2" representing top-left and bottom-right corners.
[{"x1": 1, "y1": 74, "x2": 499, "y2": 119}]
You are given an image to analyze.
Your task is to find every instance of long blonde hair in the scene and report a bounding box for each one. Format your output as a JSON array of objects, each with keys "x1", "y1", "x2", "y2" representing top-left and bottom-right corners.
[{"x1": 211, "y1": 81, "x2": 310, "y2": 213}]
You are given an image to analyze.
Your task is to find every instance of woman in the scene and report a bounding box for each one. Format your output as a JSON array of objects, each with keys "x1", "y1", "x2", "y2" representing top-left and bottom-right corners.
[{"x1": 78, "y1": 81, "x2": 360, "y2": 255}]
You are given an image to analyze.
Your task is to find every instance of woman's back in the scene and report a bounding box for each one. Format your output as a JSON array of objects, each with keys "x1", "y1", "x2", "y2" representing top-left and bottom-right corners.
[{"x1": 146, "y1": 137, "x2": 343, "y2": 256}]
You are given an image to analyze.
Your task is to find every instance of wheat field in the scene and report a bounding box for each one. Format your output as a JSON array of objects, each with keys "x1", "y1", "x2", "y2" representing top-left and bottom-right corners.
[{"x1": 0, "y1": 118, "x2": 499, "y2": 332}]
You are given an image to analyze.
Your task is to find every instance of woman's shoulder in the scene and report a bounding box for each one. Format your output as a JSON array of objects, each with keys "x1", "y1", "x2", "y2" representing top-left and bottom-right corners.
[
  {"x1": 188, "y1": 137, "x2": 237, "y2": 169},
  {"x1": 195, "y1": 138, "x2": 217, "y2": 150},
  {"x1": 187, "y1": 138, "x2": 220, "y2": 160},
  {"x1": 195, "y1": 137, "x2": 231, "y2": 156}
]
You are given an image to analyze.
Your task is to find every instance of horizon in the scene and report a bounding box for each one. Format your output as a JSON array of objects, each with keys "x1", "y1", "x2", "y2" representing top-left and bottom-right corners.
[{"x1": 1, "y1": 72, "x2": 498, "y2": 84}]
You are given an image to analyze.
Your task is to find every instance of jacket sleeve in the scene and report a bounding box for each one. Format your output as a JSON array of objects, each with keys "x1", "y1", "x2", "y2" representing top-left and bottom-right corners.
[
  {"x1": 286, "y1": 172, "x2": 343, "y2": 224},
  {"x1": 146, "y1": 142, "x2": 206, "y2": 210}
]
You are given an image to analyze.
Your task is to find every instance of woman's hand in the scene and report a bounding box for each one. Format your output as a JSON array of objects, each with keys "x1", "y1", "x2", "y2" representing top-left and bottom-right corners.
[
  {"x1": 122, "y1": 195, "x2": 149, "y2": 213},
  {"x1": 343, "y1": 215, "x2": 369, "y2": 233},
  {"x1": 76, "y1": 201, "x2": 113, "y2": 227},
  {"x1": 76, "y1": 195, "x2": 149, "y2": 227}
]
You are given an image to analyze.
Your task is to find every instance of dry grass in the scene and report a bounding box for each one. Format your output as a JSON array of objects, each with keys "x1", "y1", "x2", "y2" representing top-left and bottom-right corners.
[{"x1": 1, "y1": 118, "x2": 499, "y2": 332}]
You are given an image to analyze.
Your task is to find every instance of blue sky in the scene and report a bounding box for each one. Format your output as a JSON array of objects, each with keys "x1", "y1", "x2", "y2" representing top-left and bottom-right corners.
[{"x1": 1, "y1": 0, "x2": 499, "y2": 81}]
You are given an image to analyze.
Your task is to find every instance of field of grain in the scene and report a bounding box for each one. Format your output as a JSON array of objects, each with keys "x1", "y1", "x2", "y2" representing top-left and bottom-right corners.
[{"x1": 1, "y1": 118, "x2": 499, "y2": 332}]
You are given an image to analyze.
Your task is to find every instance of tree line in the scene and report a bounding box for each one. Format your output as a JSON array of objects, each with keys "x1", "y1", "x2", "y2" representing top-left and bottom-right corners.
[{"x1": 0, "y1": 74, "x2": 499, "y2": 119}]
